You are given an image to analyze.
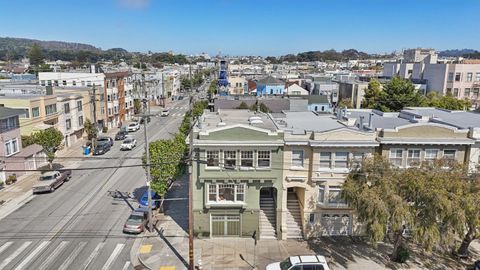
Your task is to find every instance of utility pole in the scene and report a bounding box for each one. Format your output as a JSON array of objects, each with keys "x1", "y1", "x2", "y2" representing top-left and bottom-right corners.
[
  {"x1": 188, "y1": 92, "x2": 194, "y2": 270},
  {"x1": 91, "y1": 83, "x2": 97, "y2": 153},
  {"x1": 144, "y1": 101, "x2": 153, "y2": 232}
]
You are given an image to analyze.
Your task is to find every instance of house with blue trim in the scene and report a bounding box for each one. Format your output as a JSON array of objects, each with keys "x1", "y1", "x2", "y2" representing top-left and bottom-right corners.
[{"x1": 256, "y1": 76, "x2": 285, "y2": 96}]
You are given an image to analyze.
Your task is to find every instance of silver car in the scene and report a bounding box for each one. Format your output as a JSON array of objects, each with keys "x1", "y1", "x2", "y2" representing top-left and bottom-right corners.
[{"x1": 123, "y1": 211, "x2": 147, "y2": 234}]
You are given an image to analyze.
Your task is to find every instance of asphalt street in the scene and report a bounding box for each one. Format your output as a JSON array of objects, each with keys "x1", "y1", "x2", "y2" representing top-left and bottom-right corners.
[{"x1": 0, "y1": 97, "x2": 190, "y2": 270}]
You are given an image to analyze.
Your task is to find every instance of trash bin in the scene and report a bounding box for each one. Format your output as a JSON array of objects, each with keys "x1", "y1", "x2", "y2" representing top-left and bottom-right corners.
[{"x1": 83, "y1": 146, "x2": 91, "y2": 155}]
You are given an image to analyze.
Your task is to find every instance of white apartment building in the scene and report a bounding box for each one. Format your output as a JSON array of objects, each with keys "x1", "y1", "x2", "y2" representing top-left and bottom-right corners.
[{"x1": 57, "y1": 93, "x2": 85, "y2": 147}]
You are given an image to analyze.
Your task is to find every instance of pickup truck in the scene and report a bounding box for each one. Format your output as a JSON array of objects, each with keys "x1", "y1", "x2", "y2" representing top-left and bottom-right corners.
[{"x1": 32, "y1": 170, "x2": 72, "y2": 194}]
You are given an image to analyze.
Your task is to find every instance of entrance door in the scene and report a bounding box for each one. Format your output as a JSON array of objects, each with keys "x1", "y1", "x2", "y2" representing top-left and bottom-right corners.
[{"x1": 211, "y1": 215, "x2": 240, "y2": 236}]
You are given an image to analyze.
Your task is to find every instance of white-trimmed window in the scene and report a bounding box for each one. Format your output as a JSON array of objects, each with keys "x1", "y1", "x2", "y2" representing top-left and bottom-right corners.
[
  {"x1": 207, "y1": 183, "x2": 245, "y2": 203},
  {"x1": 45, "y1": 104, "x2": 57, "y2": 115},
  {"x1": 5, "y1": 138, "x2": 19, "y2": 156},
  {"x1": 66, "y1": 119, "x2": 71, "y2": 130},
  {"x1": 77, "y1": 100, "x2": 83, "y2": 111},
  {"x1": 328, "y1": 186, "x2": 346, "y2": 205},
  {"x1": 257, "y1": 150, "x2": 270, "y2": 168},
  {"x1": 206, "y1": 150, "x2": 219, "y2": 167},
  {"x1": 224, "y1": 151, "x2": 236, "y2": 168},
  {"x1": 352, "y1": 152, "x2": 365, "y2": 168},
  {"x1": 425, "y1": 149, "x2": 439, "y2": 163},
  {"x1": 334, "y1": 152, "x2": 349, "y2": 168},
  {"x1": 32, "y1": 107, "x2": 40, "y2": 118},
  {"x1": 292, "y1": 149, "x2": 304, "y2": 168},
  {"x1": 319, "y1": 152, "x2": 331, "y2": 168},
  {"x1": 389, "y1": 149, "x2": 403, "y2": 167},
  {"x1": 318, "y1": 185, "x2": 325, "y2": 204},
  {"x1": 407, "y1": 149, "x2": 421, "y2": 167},
  {"x1": 240, "y1": 151, "x2": 253, "y2": 167}
]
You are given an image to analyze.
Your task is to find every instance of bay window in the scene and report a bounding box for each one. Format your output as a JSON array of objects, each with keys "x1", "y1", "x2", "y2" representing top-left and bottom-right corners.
[
  {"x1": 257, "y1": 151, "x2": 270, "y2": 168},
  {"x1": 207, "y1": 183, "x2": 245, "y2": 203},
  {"x1": 292, "y1": 150, "x2": 304, "y2": 168},
  {"x1": 334, "y1": 152, "x2": 349, "y2": 168},
  {"x1": 319, "y1": 152, "x2": 331, "y2": 168},
  {"x1": 407, "y1": 149, "x2": 421, "y2": 167},
  {"x1": 206, "y1": 150, "x2": 219, "y2": 167},
  {"x1": 224, "y1": 151, "x2": 236, "y2": 168},
  {"x1": 240, "y1": 151, "x2": 253, "y2": 167},
  {"x1": 389, "y1": 149, "x2": 403, "y2": 167}
]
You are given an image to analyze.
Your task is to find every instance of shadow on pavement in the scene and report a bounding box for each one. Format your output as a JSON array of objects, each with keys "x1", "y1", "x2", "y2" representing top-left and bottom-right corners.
[
  {"x1": 163, "y1": 174, "x2": 188, "y2": 233},
  {"x1": 153, "y1": 225, "x2": 190, "y2": 269}
]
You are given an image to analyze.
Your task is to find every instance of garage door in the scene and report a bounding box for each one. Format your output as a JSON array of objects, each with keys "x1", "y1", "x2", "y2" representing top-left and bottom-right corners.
[
  {"x1": 211, "y1": 215, "x2": 240, "y2": 236},
  {"x1": 320, "y1": 214, "x2": 351, "y2": 236}
]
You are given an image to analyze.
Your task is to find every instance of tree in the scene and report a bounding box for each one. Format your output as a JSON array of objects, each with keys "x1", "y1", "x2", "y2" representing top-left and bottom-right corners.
[
  {"x1": 83, "y1": 118, "x2": 97, "y2": 140},
  {"x1": 425, "y1": 92, "x2": 471, "y2": 110},
  {"x1": 362, "y1": 79, "x2": 383, "y2": 109},
  {"x1": 344, "y1": 156, "x2": 468, "y2": 261},
  {"x1": 456, "y1": 173, "x2": 480, "y2": 256},
  {"x1": 133, "y1": 99, "x2": 142, "y2": 114},
  {"x1": 338, "y1": 98, "x2": 353, "y2": 109},
  {"x1": 259, "y1": 103, "x2": 270, "y2": 113},
  {"x1": 27, "y1": 43, "x2": 44, "y2": 66},
  {"x1": 236, "y1": 102, "x2": 250, "y2": 109},
  {"x1": 375, "y1": 77, "x2": 426, "y2": 112},
  {"x1": 32, "y1": 128, "x2": 64, "y2": 169}
]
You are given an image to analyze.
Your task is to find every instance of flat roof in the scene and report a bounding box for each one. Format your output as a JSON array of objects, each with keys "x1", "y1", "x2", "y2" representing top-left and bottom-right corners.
[
  {"x1": 274, "y1": 111, "x2": 346, "y2": 133},
  {"x1": 196, "y1": 109, "x2": 278, "y2": 132}
]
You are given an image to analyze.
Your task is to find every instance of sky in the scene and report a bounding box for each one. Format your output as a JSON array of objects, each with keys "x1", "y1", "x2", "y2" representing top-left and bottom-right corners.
[{"x1": 1, "y1": 0, "x2": 479, "y2": 56}]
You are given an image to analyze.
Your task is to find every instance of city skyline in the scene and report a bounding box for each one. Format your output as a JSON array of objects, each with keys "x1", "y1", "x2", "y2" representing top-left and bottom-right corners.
[{"x1": 1, "y1": 0, "x2": 480, "y2": 56}]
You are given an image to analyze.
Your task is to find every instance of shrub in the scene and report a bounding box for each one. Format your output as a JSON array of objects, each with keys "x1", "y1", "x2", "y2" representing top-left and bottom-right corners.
[
  {"x1": 102, "y1": 126, "x2": 108, "y2": 133},
  {"x1": 7, "y1": 174, "x2": 17, "y2": 184},
  {"x1": 393, "y1": 245, "x2": 410, "y2": 263}
]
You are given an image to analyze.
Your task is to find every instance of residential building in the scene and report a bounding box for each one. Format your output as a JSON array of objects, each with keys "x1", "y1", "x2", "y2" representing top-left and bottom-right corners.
[
  {"x1": 228, "y1": 76, "x2": 247, "y2": 95},
  {"x1": 104, "y1": 72, "x2": 134, "y2": 128},
  {"x1": 54, "y1": 87, "x2": 103, "y2": 129},
  {"x1": 256, "y1": 76, "x2": 285, "y2": 96},
  {"x1": 335, "y1": 79, "x2": 369, "y2": 109},
  {"x1": 56, "y1": 93, "x2": 85, "y2": 147},
  {"x1": 272, "y1": 111, "x2": 378, "y2": 238},
  {"x1": 191, "y1": 110, "x2": 284, "y2": 239},
  {"x1": 383, "y1": 49, "x2": 480, "y2": 106},
  {"x1": 0, "y1": 94, "x2": 59, "y2": 136},
  {"x1": 38, "y1": 67, "x2": 105, "y2": 89},
  {"x1": 0, "y1": 107, "x2": 46, "y2": 183},
  {"x1": 306, "y1": 96, "x2": 332, "y2": 113},
  {"x1": 285, "y1": 83, "x2": 309, "y2": 96}
]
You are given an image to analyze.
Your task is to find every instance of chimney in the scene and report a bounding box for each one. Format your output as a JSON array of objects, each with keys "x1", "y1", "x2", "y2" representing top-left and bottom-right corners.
[
  {"x1": 368, "y1": 112, "x2": 374, "y2": 128},
  {"x1": 359, "y1": 116, "x2": 364, "y2": 130}
]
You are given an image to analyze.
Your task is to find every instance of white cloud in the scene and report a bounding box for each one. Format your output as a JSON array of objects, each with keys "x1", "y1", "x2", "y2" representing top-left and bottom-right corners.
[{"x1": 118, "y1": 0, "x2": 150, "y2": 9}]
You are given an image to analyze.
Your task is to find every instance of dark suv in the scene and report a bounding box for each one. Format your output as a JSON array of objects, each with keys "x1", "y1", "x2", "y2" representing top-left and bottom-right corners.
[
  {"x1": 115, "y1": 131, "x2": 128, "y2": 140},
  {"x1": 97, "y1": 136, "x2": 114, "y2": 147},
  {"x1": 93, "y1": 142, "x2": 111, "y2": 155}
]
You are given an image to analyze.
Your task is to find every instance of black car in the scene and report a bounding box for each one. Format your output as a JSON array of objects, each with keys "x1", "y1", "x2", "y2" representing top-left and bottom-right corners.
[
  {"x1": 115, "y1": 131, "x2": 128, "y2": 140},
  {"x1": 93, "y1": 142, "x2": 111, "y2": 155},
  {"x1": 97, "y1": 136, "x2": 114, "y2": 147}
]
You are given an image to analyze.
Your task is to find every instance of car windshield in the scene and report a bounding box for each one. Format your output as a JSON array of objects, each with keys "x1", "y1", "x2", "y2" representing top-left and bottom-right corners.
[
  {"x1": 123, "y1": 139, "x2": 132, "y2": 143},
  {"x1": 41, "y1": 175, "x2": 55, "y2": 180},
  {"x1": 127, "y1": 215, "x2": 143, "y2": 223},
  {"x1": 280, "y1": 259, "x2": 292, "y2": 270},
  {"x1": 97, "y1": 137, "x2": 108, "y2": 141},
  {"x1": 129, "y1": 123, "x2": 136, "y2": 126}
]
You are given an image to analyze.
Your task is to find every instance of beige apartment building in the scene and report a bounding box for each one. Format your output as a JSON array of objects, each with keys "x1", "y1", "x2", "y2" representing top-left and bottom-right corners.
[{"x1": 0, "y1": 94, "x2": 60, "y2": 136}]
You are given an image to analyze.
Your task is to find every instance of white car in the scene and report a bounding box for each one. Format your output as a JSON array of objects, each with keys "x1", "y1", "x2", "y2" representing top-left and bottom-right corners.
[
  {"x1": 120, "y1": 138, "x2": 136, "y2": 150},
  {"x1": 161, "y1": 109, "x2": 170, "y2": 117},
  {"x1": 127, "y1": 122, "x2": 140, "y2": 132},
  {"x1": 266, "y1": 255, "x2": 331, "y2": 270}
]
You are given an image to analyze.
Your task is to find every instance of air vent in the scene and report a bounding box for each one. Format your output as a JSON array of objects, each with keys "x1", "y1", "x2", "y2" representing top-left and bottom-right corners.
[
  {"x1": 248, "y1": 116, "x2": 262, "y2": 122},
  {"x1": 217, "y1": 122, "x2": 226, "y2": 127},
  {"x1": 250, "y1": 119, "x2": 263, "y2": 124}
]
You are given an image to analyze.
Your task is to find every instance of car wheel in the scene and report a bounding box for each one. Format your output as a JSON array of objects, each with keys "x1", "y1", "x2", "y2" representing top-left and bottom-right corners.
[{"x1": 50, "y1": 187, "x2": 54, "y2": 192}]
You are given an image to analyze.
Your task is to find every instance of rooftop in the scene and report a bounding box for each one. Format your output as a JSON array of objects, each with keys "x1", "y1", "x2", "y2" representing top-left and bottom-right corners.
[
  {"x1": 195, "y1": 109, "x2": 278, "y2": 132},
  {"x1": 273, "y1": 111, "x2": 345, "y2": 133}
]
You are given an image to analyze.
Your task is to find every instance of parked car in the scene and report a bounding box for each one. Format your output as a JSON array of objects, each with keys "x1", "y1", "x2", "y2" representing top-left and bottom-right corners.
[
  {"x1": 93, "y1": 142, "x2": 111, "y2": 155},
  {"x1": 140, "y1": 117, "x2": 151, "y2": 124},
  {"x1": 32, "y1": 170, "x2": 72, "y2": 194},
  {"x1": 161, "y1": 109, "x2": 170, "y2": 117},
  {"x1": 120, "y1": 138, "x2": 137, "y2": 151},
  {"x1": 122, "y1": 210, "x2": 148, "y2": 234},
  {"x1": 139, "y1": 190, "x2": 161, "y2": 210},
  {"x1": 115, "y1": 130, "x2": 128, "y2": 141},
  {"x1": 127, "y1": 122, "x2": 140, "y2": 132},
  {"x1": 266, "y1": 255, "x2": 331, "y2": 270},
  {"x1": 97, "y1": 136, "x2": 114, "y2": 147}
]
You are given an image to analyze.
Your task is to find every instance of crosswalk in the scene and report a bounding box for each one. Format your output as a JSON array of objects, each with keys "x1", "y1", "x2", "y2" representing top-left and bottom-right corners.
[
  {"x1": 170, "y1": 113, "x2": 186, "y2": 117},
  {"x1": 0, "y1": 239, "x2": 131, "y2": 270}
]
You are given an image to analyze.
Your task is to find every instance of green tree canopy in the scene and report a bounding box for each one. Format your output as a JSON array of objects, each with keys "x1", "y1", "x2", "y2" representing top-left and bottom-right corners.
[
  {"x1": 362, "y1": 79, "x2": 382, "y2": 109},
  {"x1": 32, "y1": 127, "x2": 64, "y2": 168},
  {"x1": 338, "y1": 98, "x2": 353, "y2": 109},
  {"x1": 27, "y1": 43, "x2": 44, "y2": 66},
  {"x1": 83, "y1": 118, "x2": 97, "y2": 140},
  {"x1": 343, "y1": 155, "x2": 468, "y2": 261},
  {"x1": 425, "y1": 92, "x2": 471, "y2": 110},
  {"x1": 376, "y1": 76, "x2": 426, "y2": 112},
  {"x1": 236, "y1": 102, "x2": 250, "y2": 109}
]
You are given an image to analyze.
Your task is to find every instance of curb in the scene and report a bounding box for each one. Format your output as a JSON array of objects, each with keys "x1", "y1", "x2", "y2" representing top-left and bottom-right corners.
[
  {"x1": 135, "y1": 234, "x2": 153, "y2": 270},
  {"x1": 0, "y1": 191, "x2": 34, "y2": 221}
]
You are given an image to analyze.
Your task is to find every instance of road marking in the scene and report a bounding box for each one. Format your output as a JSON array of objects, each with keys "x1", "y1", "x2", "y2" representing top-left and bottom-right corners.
[
  {"x1": 0, "y1": 241, "x2": 32, "y2": 270},
  {"x1": 80, "y1": 242, "x2": 105, "y2": 270},
  {"x1": 139, "y1": 244, "x2": 152, "y2": 254},
  {"x1": 159, "y1": 267, "x2": 175, "y2": 270},
  {"x1": 101, "y1": 243, "x2": 125, "y2": 270},
  {"x1": 58, "y1": 241, "x2": 86, "y2": 270},
  {"x1": 0, "y1": 242, "x2": 12, "y2": 256},
  {"x1": 14, "y1": 240, "x2": 50, "y2": 270},
  {"x1": 38, "y1": 241, "x2": 68, "y2": 270},
  {"x1": 121, "y1": 261, "x2": 131, "y2": 270}
]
